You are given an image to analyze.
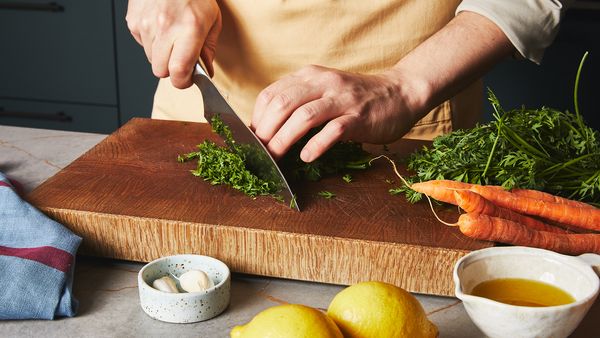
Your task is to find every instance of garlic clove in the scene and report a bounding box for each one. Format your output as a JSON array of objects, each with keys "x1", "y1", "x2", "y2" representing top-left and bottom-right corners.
[
  {"x1": 152, "y1": 275, "x2": 179, "y2": 293},
  {"x1": 179, "y1": 270, "x2": 214, "y2": 292}
]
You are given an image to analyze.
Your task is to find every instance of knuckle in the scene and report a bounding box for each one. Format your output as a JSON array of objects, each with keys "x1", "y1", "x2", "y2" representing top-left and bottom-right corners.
[
  {"x1": 139, "y1": 18, "x2": 152, "y2": 32},
  {"x1": 346, "y1": 104, "x2": 363, "y2": 117},
  {"x1": 257, "y1": 89, "x2": 275, "y2": 105},
  {"x1": 169, "y1": 61, "x2": 190, "y2": 76},
  {"x1": 322, "y1": 71, "x2": 345, "y2": 87},
  {"x1": 156, "y1": 12, "x2": 171, "y2": 30},
  {"x1": 340, "y1": 94, "x2": 366, "y2": 116},
  {"x1": 297, "y1": 104, "x2": 319, "y2": 123},
  {"x1": 268, "y1": 136, "x2": 288, "y2": 157},
  {"x1": 327, "y1": 120, "x2": 346, "y2": 138},
  {"x1": 270, "y1": 135, "x2": 285, "y2": 149},
  {"x1": 152, "y1": 64, "x2": 168, "y2": 78},
  {"x1": 126, "y1": 19, "x2": 138, "y2": 33},
  {"x1": 272, "y1": 93, "x2": 292, "y2": 111},
  {"x1": 182, "y1": 12, "x2": 202, "y2": 27}
]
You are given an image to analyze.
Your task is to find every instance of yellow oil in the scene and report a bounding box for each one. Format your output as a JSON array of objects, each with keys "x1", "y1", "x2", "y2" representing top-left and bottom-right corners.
[{"x1": 470, "y1": 278, "x2": 575, "y2": 307}]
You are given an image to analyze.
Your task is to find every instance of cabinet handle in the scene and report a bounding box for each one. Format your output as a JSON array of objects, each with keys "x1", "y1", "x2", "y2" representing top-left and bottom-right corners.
[
  {"x1": 0, "y1": 108, "x2": 72, "y2": 122},
  {"x1": 0, "y1": 2, "x2": 64, "y2": 12}
]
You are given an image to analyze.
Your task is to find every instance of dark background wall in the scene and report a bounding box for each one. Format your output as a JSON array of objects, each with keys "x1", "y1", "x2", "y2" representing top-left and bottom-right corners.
[
  {"x1": 483, "y1": 5, "x2": 600, "y2": 131},
  {"x1": 0, "y1": 1, "x2": 598, "y2": 133}
]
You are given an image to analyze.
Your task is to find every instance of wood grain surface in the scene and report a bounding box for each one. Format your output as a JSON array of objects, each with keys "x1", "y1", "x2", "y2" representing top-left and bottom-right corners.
[{"x1": 28, "y1": 118, "x2": 493, "y2": 296}]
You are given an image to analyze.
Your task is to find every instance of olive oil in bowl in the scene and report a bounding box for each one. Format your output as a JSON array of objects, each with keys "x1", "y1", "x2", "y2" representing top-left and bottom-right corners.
[{"x1": 470, "y1": 278, "x2": 575, "y2": 307}]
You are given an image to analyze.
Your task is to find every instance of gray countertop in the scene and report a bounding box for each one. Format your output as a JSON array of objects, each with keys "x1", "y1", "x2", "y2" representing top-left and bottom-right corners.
[{"x1": 0, "y1": 125, "x2": 598, "y2": 338}]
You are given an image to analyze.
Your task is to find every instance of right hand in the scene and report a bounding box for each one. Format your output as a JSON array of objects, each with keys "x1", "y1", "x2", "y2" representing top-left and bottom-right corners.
[{"x1": 126, "y1": 0, "x2": 222, "y2": 88}]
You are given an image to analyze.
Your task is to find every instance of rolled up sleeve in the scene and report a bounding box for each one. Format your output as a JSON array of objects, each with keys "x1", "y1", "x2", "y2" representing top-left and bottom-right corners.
[{"x1": 457, "y1": 0, "x2": 572, "y2": 64}]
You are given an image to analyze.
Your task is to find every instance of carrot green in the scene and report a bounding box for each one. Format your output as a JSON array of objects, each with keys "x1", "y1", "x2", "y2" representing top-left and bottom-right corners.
[{"x1": 401, "y1": 53, "x2": 599, "y2": 206}]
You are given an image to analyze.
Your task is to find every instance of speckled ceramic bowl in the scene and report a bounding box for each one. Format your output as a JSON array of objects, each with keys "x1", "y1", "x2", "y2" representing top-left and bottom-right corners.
[{"x1": 138, "y1": 254, "x2": 231, "y2": 323}]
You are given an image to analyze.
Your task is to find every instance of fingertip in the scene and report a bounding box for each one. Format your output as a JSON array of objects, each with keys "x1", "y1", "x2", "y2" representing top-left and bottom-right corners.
[
  {"x1": 152, "y1": 65, "x2": 169, "y2": 78},
  {"x1": 300, "y1": 148, "x2": 314, "y2": 163},
  {"x1": 170, "y1": 76, "x2": 193, "y2": 89},
  {"x1": 301, "y1": 122, "x2": 344, "y2": 163}
]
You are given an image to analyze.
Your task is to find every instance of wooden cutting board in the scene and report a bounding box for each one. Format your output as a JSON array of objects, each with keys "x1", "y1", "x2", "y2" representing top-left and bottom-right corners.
[{"x1": 28, "y1": 118, "x2": 492, "y2": 296}]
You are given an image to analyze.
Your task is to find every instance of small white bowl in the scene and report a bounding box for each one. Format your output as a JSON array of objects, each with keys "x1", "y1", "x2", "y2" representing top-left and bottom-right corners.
[
  {"x1": 454, "y1": 247, "x2": 600, "y2": 338},
  {"x1": 138, "y1": 254, "x2": 231, "y2": 323}
]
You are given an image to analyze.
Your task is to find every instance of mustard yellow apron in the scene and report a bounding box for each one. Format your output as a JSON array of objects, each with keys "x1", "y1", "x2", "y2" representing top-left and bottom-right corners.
[{"x1": 152, "y1": 0, "x2": 482, "y2": 140}]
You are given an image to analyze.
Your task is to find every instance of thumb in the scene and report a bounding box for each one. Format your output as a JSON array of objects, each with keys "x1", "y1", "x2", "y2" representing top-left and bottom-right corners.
[{"x1": 200, "y1": 11, "x2": 222, "y2": 78}]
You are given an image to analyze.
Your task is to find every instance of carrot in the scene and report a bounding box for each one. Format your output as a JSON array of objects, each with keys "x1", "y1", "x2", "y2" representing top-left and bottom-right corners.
[
  {"x1": 411, "y1": 180, "x2": 477, "y2": 205},
  {"x1": 508, "y1": 188, "x2": 595, "y2": 209},
  {"x1": 453, "y1": 190, "x2": 568, "y2": 234},
  {"x1": 410, "y1": 179, "x2": 599, "y2": 232},
  {"x1": 469, "y1": 185, "x2": 600, "y2": 232},
  {"x1": 458, "y1": 213, "x2": 600, "y2": 255}
]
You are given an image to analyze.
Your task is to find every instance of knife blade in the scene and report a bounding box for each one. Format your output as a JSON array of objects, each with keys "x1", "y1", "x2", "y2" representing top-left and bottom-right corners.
[{"x1": 192, "y1": 63, "x2": 299, "y2": 211}]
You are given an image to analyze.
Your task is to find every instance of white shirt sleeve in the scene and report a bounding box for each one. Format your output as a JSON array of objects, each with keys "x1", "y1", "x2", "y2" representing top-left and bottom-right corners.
[{"x1": 456, "y1": 0, "x2": 573, "y2": 64}]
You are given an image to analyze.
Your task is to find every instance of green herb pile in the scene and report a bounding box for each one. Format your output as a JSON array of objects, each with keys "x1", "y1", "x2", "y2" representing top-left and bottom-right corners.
[
  {"x1": 179, "y1": 115, "x2": 371, "y2": 200},
  {"x1": 402, "y1": 54, "x2": 600, "y2": 206},
  {"x1": 177, "y1": 117, "x2": 279, "y2": 198},
  {"x1": 280, "y1": 128, "x2": 371, "y2": 182}
]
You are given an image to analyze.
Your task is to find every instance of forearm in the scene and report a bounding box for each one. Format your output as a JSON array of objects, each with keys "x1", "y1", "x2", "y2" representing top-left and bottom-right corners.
[
  {"x1": 457, "y1": 0, "x2": 571, "y2": 64},
  {"x1": 388, "y1": 11, "x2": 514, "y2": 121}
]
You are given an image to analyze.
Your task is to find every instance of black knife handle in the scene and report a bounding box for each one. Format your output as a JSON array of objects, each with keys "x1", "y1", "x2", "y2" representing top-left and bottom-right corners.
[
  {"x1": 0, "y1": 2, "x2": 64, "y2": 12},
  {"x1": 0, "y1": 108, "x2": 73, "y2": 122}
]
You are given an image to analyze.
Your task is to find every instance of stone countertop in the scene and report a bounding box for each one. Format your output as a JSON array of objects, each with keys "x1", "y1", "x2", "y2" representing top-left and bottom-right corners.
[{"x1": 0, "y1": 125, "x2": 598, "y2": 338}]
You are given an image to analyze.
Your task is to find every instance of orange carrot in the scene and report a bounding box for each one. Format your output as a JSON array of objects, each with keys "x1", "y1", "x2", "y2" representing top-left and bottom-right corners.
[
  {"x1": 457, "y1": 213, "x2": 600, "y2": 255},
  {"x1": 453, "y1": 190, "x2": 568, "y2": 234},
  {"x1": 411, "y1": 180, "x2": 477, "y2": 205},
  {"x1": 469, "y1": 185, "x2": 600, "y2": 232},
  {"x1": 508, "y1": 188, "x2": 595, "y2": 209}
]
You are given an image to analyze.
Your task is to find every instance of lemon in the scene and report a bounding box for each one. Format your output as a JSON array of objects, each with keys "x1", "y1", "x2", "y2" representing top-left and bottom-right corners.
[
  {"x1": 326, "y1": 281, "x2": 438, "y2": 338},
  {"x1": 230, "y1": 304, "x2": 343, "y2": 338}
]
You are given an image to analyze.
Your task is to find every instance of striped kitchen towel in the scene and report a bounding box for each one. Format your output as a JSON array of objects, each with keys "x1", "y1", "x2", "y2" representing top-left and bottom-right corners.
[{"x1": 0, "y1": 173, "x2": 82, "y2": 319}]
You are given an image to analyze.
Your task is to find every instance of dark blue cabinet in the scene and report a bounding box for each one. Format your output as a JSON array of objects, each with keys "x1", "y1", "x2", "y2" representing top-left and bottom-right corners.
[
  {"x1": 0, "y1": 98, "x2": 119, "y2": 132},
  {"x1": 0, "y1": 0, "x2": 157, "y2": 133}
]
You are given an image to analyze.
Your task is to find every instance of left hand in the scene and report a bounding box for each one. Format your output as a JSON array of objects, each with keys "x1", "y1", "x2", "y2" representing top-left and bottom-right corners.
[{"x1": 250, "y1": 65, "x2": 426, "y2": 162}]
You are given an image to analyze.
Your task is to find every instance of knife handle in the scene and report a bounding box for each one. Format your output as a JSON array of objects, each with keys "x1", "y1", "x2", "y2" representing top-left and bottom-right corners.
[
  {"x1": 0, "y1": 108, "x2": 72, "y2": 122},
  {"x1": 0, "y1": 2, "x2": 64, "y2": 12}
]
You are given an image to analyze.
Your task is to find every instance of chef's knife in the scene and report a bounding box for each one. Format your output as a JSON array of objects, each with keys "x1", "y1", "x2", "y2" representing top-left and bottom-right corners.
[{"x1": 192, "y1": 63, "x2": 299, "y2": 211}]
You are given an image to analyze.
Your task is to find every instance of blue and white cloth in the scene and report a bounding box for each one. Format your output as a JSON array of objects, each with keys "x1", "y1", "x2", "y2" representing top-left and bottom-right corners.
[{"x1": 0, "y1": 173, "x2": 81, "y2": 319}]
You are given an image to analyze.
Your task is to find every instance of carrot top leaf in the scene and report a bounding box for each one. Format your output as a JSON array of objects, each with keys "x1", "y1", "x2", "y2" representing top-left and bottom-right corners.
[
  {"x1": 318, "y1": 191, "x2": 336, "y2": 199},
  {"x1": 405, "y1": 53, "x2": 600, "y2": 205}
]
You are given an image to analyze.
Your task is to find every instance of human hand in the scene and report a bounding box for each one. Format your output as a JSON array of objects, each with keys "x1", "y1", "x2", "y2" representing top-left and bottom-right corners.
[
  {"x1": 250, "y1": 65, "x2": 428, "y2": 162},
  {"x1": 126, "y1": 0, "x2": 222, "y2": 88}
]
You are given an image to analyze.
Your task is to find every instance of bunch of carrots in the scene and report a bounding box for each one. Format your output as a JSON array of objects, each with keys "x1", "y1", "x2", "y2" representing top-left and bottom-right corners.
[
  {"x1": 411, "y1": 180, "x2": 600, "y2": 255},
  {"x1": 373, "y1": 155, "x2": 600, "y2": 255}
]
